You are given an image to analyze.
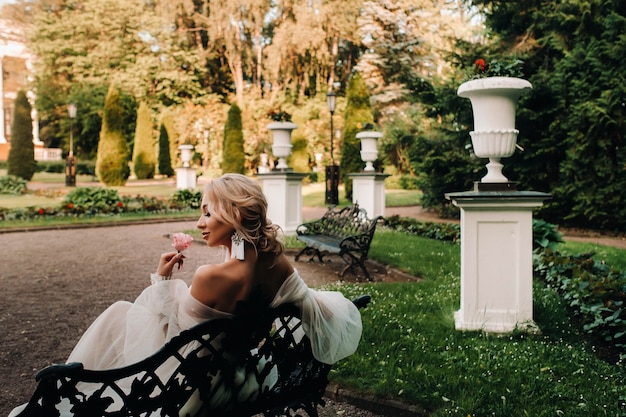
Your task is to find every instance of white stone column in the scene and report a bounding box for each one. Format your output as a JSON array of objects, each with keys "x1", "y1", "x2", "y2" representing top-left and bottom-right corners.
[
  {"x1": 349, "y1": 172, "x2": 389, "y2": 218},
  {"x1": 176, "y1": 144, "x2": 196, "y2": 189},
  {"x1": 446, "y1": 190, "x2": 550, "y2": 333},
  {"x1": 257, "y1": 172, "x2": 307, "y2": 236}
]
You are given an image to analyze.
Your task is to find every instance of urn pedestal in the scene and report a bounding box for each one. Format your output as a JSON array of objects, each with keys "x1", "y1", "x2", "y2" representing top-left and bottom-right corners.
[
  {"x1": 349, "y1": 172, "x2": 389, "y2": 218},
  {"x1": 446, "y1": 190, "x2": 550, "y2": 332},
  {"x1": 257, "y1": 172, "x2": 307, "y2": 236}
]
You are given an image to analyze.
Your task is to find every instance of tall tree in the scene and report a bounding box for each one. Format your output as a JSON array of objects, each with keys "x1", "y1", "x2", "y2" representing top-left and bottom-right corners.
[
  {"x1": 157, "y1": 123, "x2": 174, "y2": 177},
  {"x1": 7, "y1": 90, "x2": 36, "y2": 180},
  {"x1": 96, "y1": 85, "x2": 130, "y2": 186},
  {"x1": 340, "y1": 73, "x2": 374, "y2": 200},
  {"x1": 132, "y1": 102, "x2": 156, "y2": 179},
  {"x1": 27, "y1": 0, "x2": 208, "y2": 105},
  {"x1": 221, "y1": 103, "x2": 245, "y2": 174}
]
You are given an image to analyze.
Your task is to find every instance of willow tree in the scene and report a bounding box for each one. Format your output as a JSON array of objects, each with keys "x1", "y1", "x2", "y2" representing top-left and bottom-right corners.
[{"x1": 96, "y1": 85, "x2": 130, "y2": 185}]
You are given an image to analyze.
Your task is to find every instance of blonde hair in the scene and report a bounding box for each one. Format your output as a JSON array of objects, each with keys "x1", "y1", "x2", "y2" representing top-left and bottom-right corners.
[{"x1": 203, "y1": 173, "x2": 284, "y2": 256}]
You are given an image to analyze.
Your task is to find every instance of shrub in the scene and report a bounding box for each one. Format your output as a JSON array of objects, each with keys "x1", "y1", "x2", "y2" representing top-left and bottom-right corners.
[
  {"x1": 7, "y1": 90, "x2": 36, "y2": 180},
  {"x1": 534, "y1": 249, "x2": 626, "y2": 361},
  {"x1": 132, "y1": 102, "x2": 156, "y2": 179},
  {"x1": 385, "y1": 174, "x2": 420, "y2": 190},
  {"x1": 95, "y1": 85, "x2": 130, "y2": 186},
  {"x1": 0, "y1": 175, "x2": 27, "y2": 194},
  {"x1": 170, "y1": 189, "x2": 202, "y2": 210},
  {"x1": 222, "y1": 103, "x2": 245, "y2": 174},
  {"x1": 157, "y1": 124, "x2": 174, "y2": 177},
  {"x1": 62, "y1": 187, "x2": 124, "y2": 214}
]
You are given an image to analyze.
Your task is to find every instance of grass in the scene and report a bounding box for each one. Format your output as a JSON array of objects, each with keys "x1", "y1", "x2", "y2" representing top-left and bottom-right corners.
[
  {"x1": 301, "y1": 181, "x2": 422, "y2": 208},
  {"x1": 558, "y1": 240, "x2": 626, "y2": 271},
  {"x1": 326, "y1": 229, "x2": 626, "y2": 416}
]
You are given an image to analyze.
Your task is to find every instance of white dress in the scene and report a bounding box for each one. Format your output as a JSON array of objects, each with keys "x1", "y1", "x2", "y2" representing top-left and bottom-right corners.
[{"x1": 9, "y1": 269, "x2": 362, "y2": 416}]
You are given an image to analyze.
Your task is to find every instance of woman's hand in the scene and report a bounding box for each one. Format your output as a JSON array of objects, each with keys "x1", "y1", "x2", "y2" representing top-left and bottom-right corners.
[{"x1": 156, "y1": 251, "x2": 185, "y2": 279}]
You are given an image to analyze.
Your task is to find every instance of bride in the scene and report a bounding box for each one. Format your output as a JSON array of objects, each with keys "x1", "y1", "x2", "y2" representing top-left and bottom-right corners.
[{"x1": 9, "y1": 173, "x2": 363, "y2": 417}]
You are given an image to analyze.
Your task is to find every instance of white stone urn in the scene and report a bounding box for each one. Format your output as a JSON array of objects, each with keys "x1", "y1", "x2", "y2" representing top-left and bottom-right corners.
[
  {"x1": 457, "y1": 77, "x2": 532, "y2": 182},
  {"x1": 267, "y1": 122, "x2": 297, "y2": 170},
  {"x1": 178, "y1": 144, "x2": 195, "y2": 168},
  {"x1": 356, "y1": 130, "x2": 382, "y2": 172}
]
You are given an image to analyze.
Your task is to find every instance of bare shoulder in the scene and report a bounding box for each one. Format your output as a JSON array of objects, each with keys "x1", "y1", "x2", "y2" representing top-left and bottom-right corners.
[{"x1": 190, "y1": 262, "x2": 248, "y2": 311}]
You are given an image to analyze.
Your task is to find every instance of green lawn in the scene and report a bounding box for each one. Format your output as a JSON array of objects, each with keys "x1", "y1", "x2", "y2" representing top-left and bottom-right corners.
[{"x1": 1, "y1": 172, "x2": 421, "y2": 210}]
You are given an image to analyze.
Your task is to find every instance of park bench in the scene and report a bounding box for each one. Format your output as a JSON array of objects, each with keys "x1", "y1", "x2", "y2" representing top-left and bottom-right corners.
[
  {"x1": 14, "y1": 295, "x2": 370, "y2": 417},
  {"x1": 295, "y1": 204, "x2": 382, "y2": 281}
]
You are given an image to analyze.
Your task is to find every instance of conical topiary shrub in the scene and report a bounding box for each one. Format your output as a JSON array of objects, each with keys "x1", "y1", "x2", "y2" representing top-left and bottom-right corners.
[
  {"x1": 221, "y1": 103, "x2": 245, "y2": 174},
  {"x1": 95, "y1": 85, "x2": 130, "y2": 186},
  {"x1": 158, "y1": 123, "x2": 174, "y2": 177},
  {"x1": 132, "y1": 102, "x2": 156, "y2": 179},
  {"x1": 7, "y1": 90, "x2": 36, "y2": 180}
]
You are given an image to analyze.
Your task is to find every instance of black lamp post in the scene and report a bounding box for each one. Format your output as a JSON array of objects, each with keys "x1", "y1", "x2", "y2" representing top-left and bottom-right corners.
[
  {"x1": 65, "y1": 103, "x2": 77, "y2": 187},
  {"x1": 325, "y1": 91, "x2": 339, "y2": 206}
]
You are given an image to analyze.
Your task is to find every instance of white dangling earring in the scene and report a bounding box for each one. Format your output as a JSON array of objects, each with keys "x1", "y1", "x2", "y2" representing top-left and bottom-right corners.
[{"x1": 231, "y1": 231, "x2": 245, "y2": 261}]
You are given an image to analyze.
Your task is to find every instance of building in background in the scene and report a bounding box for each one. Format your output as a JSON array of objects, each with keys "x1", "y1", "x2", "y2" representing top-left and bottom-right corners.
[{"x1": 0, "y1": 18, "x2": 53, "y2": 161}]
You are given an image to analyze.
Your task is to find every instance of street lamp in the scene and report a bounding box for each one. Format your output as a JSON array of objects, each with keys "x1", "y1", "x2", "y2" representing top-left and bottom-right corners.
[
  {"x1": 325, "y1": 91, "x2": 339, "y2": 206},
  {"x1": 65, "y1": 103, "x2": 77, "y2": 186}
]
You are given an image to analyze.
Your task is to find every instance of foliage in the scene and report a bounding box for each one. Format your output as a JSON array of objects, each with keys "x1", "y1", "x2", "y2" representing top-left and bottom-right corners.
[
  {"x1": 384, "y1": 174, "x2": 420, "y2": 190},
  {"x1": 96, "y1": 85, "x2": 130, "y2": 186},
  {"x1": 170, "y1": 189, "x2": 202, "y2": 210},
  {"x1": 132, "y1": 102, "x2": 156, "y2": 179},
  {"x1": 534, "y1": 249, "x2": 626, "y2": 361},
  {"x1": 466, "y1": 0, "x2": 626, "y2": 232},
  {"x1": 383, "y1": 215, "x2": 461, "y2": 243},
  {"x1": 268, "y1": 110, "x2": 292, "y2": 122},
  {"x1": 7, "y1": 90, "x2": 36, "y2": 180},
  {"x1": 157, "y1": 124, "x2": 174, "y2": 177},
  {"x1": 0, "y1": 175, "x2": 27, "y2": 195},
  {"x1": 465, "y1": 57, "x2": 525, "y2": 80},
  {"x1": 532, "y1": 218, "x2": 564, "y2": 250},
  {"x1": 62, "y1": 187, "x2": 124, "y2": 214},
  {"x1": 340, "y1": 73, "x2": 374, "y2": 200},
  {"x1": 384, "y1": 215, "x2": 564, "y2": 250},
  {"x1": 221, "y1": 103, "x2": 245, "y2": 174},
  {"x1": 35, "y1": 161, "x2": 96, "y2": 176},
  {"x1": 0, "y1": 186, "x2": 200, "y2": 222}
]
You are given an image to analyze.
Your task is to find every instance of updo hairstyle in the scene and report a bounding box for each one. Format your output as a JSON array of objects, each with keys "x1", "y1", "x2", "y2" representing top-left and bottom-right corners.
[{"x1": 203, "y1": 174, "x2": 284, "y2": 256}]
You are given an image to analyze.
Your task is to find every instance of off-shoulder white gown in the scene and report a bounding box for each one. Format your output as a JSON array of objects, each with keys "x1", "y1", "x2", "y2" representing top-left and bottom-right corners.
[{"x1": 9, "y1": 270, "x2": 362, "y2": 416}]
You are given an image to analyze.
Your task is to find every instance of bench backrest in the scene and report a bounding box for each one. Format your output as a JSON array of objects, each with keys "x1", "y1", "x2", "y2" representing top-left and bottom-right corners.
[
  {"x1": 318, "y1": 204, "x2": 377, "y2": 239},
  {"x1": 17, "y1": 296, "x2": 371, "y2": 417}
]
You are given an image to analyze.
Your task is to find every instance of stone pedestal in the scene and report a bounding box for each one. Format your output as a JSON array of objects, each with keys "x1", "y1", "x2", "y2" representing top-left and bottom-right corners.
[
  {"x1": 349, "y1": 173, "x2": 389, "y2": 218},
  {"x1": 446, "y1": 189, "x2": 550, "y2": 333},
  {"x1": 176, "y1": 167, "x2": 197, "y2": 190},
  {"x1": 257, "y1": 171, "x2": 307, "y2": 235}
]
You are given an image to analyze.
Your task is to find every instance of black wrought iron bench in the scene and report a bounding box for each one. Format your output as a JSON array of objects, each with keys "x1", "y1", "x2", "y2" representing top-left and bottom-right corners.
[
  {"x1": 295, "y1": 204, "x2": 382, "y2": 280},
  {"x1": 14, "y1": 295, "x2": 371, "y2": 417}
]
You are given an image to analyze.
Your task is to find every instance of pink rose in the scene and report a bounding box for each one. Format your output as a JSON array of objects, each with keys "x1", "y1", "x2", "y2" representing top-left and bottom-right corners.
[{"x1": 172, "y1": 232, "x2": 193, "y2": 252}]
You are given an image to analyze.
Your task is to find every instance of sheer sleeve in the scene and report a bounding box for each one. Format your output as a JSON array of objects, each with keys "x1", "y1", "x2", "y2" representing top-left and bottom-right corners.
[{"x1": 270, "y1": 271, "x2": 362, "y2": 364}]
